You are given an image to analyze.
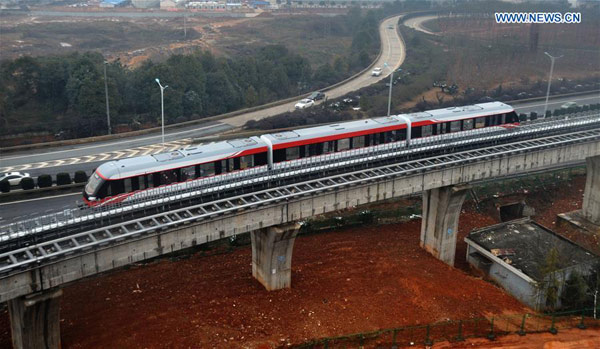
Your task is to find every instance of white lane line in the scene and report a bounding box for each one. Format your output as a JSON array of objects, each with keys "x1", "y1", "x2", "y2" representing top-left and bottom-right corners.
[
  {"x1": 0, "y1": 192, "x2": 80, "y2": 206},
  {"x1": 515, "y1": 96, "x2": 600, "y2": 109},
  {"x1": 1, "y1": 123, "x2": 224, "y2": 161}
]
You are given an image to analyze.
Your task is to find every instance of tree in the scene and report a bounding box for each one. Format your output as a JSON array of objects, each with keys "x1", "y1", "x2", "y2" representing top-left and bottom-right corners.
[
  {"x1": 536, "y1": 247, "x2": 562, "y2": 311},
  {"x1": 560, "y1": 270, "x2": 588, "y2": 310}
]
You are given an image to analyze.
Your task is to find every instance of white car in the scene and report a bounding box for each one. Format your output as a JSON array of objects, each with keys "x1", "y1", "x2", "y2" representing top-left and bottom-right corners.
[
  {"x1": 371, "y1": 67, "x2": 382, "y2": 77},
  {"x1": 295, "y1": 98, "x2": 315, "y2": 109},
  {"x1": 0, "y1": 172, "x2": 31, "y2": 186},
  {"x1": 561, "y1": 101, "x2": 577, "y2": 109}
]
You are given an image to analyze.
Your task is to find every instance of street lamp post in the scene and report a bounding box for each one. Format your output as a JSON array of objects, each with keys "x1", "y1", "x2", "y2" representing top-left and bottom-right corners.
[
  {"x1": 155, "y1": 78, "x2": 168, "y2": 146},
  {"x1": 384, "y1": 62, "x2": 394, "y2": 117},
  {"x1": 543, "y1": 52, "x2": 562, "y2": 118},
  {"x1": 103, "y1": 61, "x2": 111, "y2": 135}
]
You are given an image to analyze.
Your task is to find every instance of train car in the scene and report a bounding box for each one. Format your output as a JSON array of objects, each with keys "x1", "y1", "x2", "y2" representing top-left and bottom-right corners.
[
  {"x1": 83, "y1": 136, "x2": 268, "y2": 206},
  {"x1": 83, "y1": 102, "x2": 518, "y2": 206}
]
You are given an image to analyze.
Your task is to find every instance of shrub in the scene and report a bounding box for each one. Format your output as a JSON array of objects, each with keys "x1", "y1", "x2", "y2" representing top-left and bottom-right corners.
[
  {"x1": 20, "y1": 177, "x2": 35, "y2": 190},
  {"x1": 56, "y1": 173, "x2": 72, "y2": 186},
  {"x1": 74, "y1": 171, "x2": 88, "y2": 183},
  {"x1": 37, "y1": 174, "x2": 53, "y2": 188},
  {"x1": 0, "y1": 180, "x2": 9, "y2": 193},
  {"x1": 545, "y1": 110, "x2": 552, "y2": 118},
  {"x1": 519, "y1": 113, "x2": 527, "y2": 122},
  {"x1": 582, "y1": 105, "x2": 589, "y2": 112},
  {"x1": 530, "y1": 112, "x2": 538, "y2": 121}
]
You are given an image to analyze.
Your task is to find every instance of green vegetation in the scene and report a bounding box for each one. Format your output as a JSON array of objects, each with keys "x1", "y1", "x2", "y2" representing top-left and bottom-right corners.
[
  {"x1": 37, "y1": 174, "x2": 53, "y2": 188},
  {"x1": 0, "y1": 7, "x2": 388, "y2": 140},
  {"x1": 56, "y1": 173, "x2": 72, "y2": 186}
]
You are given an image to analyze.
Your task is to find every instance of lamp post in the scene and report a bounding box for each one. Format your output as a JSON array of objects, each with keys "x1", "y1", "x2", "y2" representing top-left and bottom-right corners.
[
  {"x1": 543, "y1": 52, "x2": 562, "y2": 118},
  {"x1": 155, "y1": 78, "x2": 168, "y2": 146},
  {"x1": 384, "y1": 62, "x2": 394, "y2": 117},
  {"x1": 103, "y1": 61, "x2": 111, "y2": 135}
]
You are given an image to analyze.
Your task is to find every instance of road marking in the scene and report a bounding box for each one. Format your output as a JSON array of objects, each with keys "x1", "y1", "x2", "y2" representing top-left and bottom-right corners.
[
  {"x1": 1, "y1": 123, "x2": 222, "y2": 161},
  {"x1": 0, "y1": 138, "x2": 194, "y2": 172},
  {"x1": 515, "y1": 96, "x2": 600, "y2": 109},
  {"x1": 0, "y1": 192, "x2": 80, "y2": 206}
]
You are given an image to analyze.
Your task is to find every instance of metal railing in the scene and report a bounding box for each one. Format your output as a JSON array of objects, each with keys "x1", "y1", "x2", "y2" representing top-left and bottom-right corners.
[
  {"x1": 0, "y1": 123, "x2": 599, "y2": 274},
  {"x1": 1, "y1": 111, "x2": 598, "y2": 241},
  {"x1": 293, "y1": 307, "x2": 600, "y2": 348}
]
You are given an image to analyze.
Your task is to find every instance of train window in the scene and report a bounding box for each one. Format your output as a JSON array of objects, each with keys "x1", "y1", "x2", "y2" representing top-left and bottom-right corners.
[
  {"x1": 385, "y1": 131, "x2": 395, "y2": 142},
  {"x1": 124, "y1": 178, "x2": 133, "y2": 193},
  {"x1": 500, "y1": 114, "x2": 506, "y2": 124},
  {"x1": 111, "y1": 180, "x2": 125, "y2": 196},
  {"x1": 421, "y1": 125, "x2": 433, "y2": 137},
  {"x1": 200, "y1": 162, "x2": 215, "y2": 176},
  {"x1": 463, "y1": 119, "x2": 473, "y2": 130},
  {"x1": 286, "y1": 147, "x2": 300, "y2": 160},
  {"x1": 273, "y1": 149, "x2": 286, "y2": 163},
  {"x1": 475, "y1": 117, "x2": 485, "y2": 129},
  {"x1": 450, "y1": 121, "x2": 461, "y2": 133},
  {"x1": 440, "y1": 123, "x2": 450, "y2": 134},
  {"x1": 131, "y1": 177, "x2": 139, "y2": 191},
  {"x1": 161, "y1": 170, "x2": 177, "y2": 185},
  {"x1": 338, "y1": 138, "x2": 350, "y2": 151},
  {"x1": 240, "y1": 155, "x2": 253, "y2": 169},
  {"x1": 308, "y1": 144, "x2": 319, "y2": 156},
  {"x1": 254, "y1": 152, "x2": 268, "y2": 166},
  {"x1": 232, "y1": 158, "x2": 240, "y2": 171},
  {"x1": 181, "y1": 166, "x2": 194, "y2": 181},
  {"x1": 139, "y1": 176, "x2": 147, "y2": 190},
  {"x1": 323, "y1": 141, "x2": 335, "y2": 153},
  {"x1": 152, "y1": 173, "x2": 160, "y2": 187},
  {"x1": 353, "y1": 136, "x2": 365, "y2": 148}
]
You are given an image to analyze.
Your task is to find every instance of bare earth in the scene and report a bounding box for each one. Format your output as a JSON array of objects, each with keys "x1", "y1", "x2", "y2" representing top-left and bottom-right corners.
[{"x1": 0, "y1": 175, "x2": 595, "y2": 348}]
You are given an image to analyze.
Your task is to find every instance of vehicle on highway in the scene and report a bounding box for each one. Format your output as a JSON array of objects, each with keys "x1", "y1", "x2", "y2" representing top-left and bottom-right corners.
[
  {"x1": 371, "y1": 67, "x2": 382, "y2": 77},
  {"x1": 84, "y1": 102, "x2": 519, "y2": 207},
  {"x1": 307, "y1": 91, "x2": 326, "y2": 101},
  {"x1": 294, "y1": 98, "x2": 315, "y2": 109},
  {"x1": 0, "y1": 172, "x2": 31, "y2": 186},
  {"x1": 561, "y1": 101, "x2": 578, "y2": 109},
  {"x1": 387, "y1": 24, "x2": 394, "y2": 29}
]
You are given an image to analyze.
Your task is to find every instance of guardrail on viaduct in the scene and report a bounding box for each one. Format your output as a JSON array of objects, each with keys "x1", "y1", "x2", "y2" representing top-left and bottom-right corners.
[{"x1": 2, "y1": 112, "x2": 600, "y2": 349}]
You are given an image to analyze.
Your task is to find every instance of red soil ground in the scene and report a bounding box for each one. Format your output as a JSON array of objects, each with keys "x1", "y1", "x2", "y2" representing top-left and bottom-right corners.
[{"x1": 0, "y1": 175, "x2": 596, "y2": 348}]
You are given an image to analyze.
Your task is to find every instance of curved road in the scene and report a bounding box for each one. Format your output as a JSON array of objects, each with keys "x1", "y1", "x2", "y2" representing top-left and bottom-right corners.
[
  {"x1": 403, "y1": 15, "x2": 439, "y2": 36},
  {"x1": 0, "y1": 16, "x2": 406, "y2": 176}
]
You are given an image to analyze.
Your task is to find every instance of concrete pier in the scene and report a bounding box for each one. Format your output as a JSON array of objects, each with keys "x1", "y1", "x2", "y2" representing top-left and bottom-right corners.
[
  {"x1": 582, "y1": 156, "x2": 600, "y2": 225},
  {"x1": 420, "y1": 185, "x2": 470, "y2": 266},
  {"x1": 251, "y1": 222, "x2": 301, "y2": 291},
  {"x1": 8, "y1": 288, "x2": 62, "y2": 349}
]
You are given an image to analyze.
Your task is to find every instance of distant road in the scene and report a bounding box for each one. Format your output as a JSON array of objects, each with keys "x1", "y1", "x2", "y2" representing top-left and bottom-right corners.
[
  {"x1": 402, "y1": 15, "x2": 439, "y2": 35},
  {"x1": 0, "y1": 15, "x2": 406, "y2": 175}
]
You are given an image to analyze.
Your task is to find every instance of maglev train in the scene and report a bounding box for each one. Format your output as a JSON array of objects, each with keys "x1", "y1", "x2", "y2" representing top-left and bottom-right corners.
[{"x1": 83, "y1": 102, "x2": 519, "y2": 206}]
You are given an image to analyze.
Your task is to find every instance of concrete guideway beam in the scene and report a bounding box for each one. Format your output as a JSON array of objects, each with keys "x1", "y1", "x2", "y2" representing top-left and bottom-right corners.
[
  {"x1": 582, "y1": 155, "x2": 600, "y2": 225},
  {"x1": 8, "y1": 288, "x2": 62, "y2": 349},
  {"x1": 251, "y1": 222, "x2": 301, "y2": 291},
  {"x1": 420, "y1": 184, "x2": 471, "y2": 266}
]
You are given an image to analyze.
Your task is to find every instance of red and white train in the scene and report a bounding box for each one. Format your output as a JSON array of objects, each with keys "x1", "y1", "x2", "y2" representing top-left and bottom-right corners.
[{"x1": 84, "y1": 102, "x2": 519, "y2": 206}]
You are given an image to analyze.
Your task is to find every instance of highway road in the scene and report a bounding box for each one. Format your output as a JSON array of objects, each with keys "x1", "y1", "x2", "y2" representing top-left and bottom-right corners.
[{"x1": 0, "y1": 15, "x2": 406, "y2": 176}]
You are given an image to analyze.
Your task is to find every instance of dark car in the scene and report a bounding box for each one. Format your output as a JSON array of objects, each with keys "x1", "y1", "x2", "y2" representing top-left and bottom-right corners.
[{"x1": 307, "y1": 91, "x2": 326, "y2": 101}]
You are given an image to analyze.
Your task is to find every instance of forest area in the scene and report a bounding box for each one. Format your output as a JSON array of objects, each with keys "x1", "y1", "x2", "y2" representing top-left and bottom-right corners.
[{"x1": 0, "y1": 6, "x2": 388, "y2": 140}]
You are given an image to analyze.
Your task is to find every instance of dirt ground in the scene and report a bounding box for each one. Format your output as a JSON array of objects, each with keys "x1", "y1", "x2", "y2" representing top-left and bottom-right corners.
[
  {"x1": 433, "y1": 328, "x2": 600, "y2": 348},
  {"x1": 0, "y1": 175, "x2": 595, "y2": 348}
]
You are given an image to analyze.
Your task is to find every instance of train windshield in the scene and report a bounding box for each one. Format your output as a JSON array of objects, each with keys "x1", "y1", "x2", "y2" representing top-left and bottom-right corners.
[{"x1": 85, "y1": 172, "x2": 102, "y2": 196}]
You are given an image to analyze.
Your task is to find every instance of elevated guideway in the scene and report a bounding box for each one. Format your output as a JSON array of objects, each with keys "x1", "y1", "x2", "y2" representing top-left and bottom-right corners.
[{"x1": 2, "y1": 112, "x2": 600, "y2": 349}]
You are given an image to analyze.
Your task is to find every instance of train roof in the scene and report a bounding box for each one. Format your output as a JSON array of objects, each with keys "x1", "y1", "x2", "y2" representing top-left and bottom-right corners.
[
  {"x1": 262, "y1": 116, "x2": 404, "y2": 145},
  {"x1": 96, "y1": 136, "x2": 267, "y2": 180},
  {"x1": 405, "y1": 101, "x2": 514, "y2": 122},
  {"x1": 264, "y1": 102, "x2": 513, "y2": 145}
]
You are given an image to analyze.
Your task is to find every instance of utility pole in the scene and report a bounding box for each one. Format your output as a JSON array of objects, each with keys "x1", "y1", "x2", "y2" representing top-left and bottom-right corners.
[
  {"x1": 543, "y1": 52, "x2": 562, "y2": 118},
  {"x1": 103, "y1": 61, "x2": 111, "y2": 135},
  {"x1": 155, "y1": 78, "x2": 168, "y2": 146}
]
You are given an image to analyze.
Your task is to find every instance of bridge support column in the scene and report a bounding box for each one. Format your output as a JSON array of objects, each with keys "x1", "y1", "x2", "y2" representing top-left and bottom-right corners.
[
  {"x1": 8, "y1": 288, "x2": 63, "y2": 349},
  {"x1": 420, "y1": 184, "x2": 470, "y2": 266},
  {"x1": 251, "y1": 222, "x2": 301, "y2": 291},
  {"x1": 582, "y1": 156, "x2": 600, "y2": 225}
]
